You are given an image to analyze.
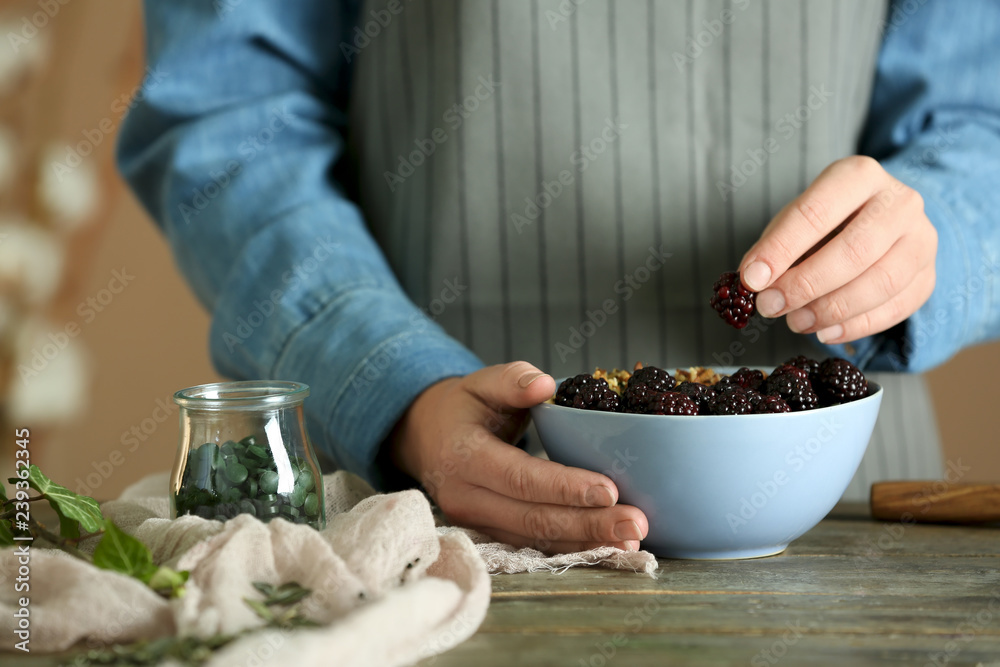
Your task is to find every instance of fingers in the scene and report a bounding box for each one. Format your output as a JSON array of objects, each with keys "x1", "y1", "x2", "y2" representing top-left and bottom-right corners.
[
  {"x1": 783, "y1": 228, "x2": 932, "y2": 334},
  {"x1": 812, "y1": 265, "x2": 936, "y2": 344},
  {"x1": 442, "y1": 483, "x2": 649, "y2": 547},
  {"x1": 460, "y1": 430, "x2": 620, "y2": 508},
  {"x1": 464, "y1": 361, "x2": 557, "y2": 410},
  {"x1": 739, "y1": 156, "x2": 884, "y2": 292},
  {"x1": 756, "y1": 185, "x2": 927, "y2": 318},
  {"x1": 482, "y1": 527, "x2": 641, "y2": 554}
]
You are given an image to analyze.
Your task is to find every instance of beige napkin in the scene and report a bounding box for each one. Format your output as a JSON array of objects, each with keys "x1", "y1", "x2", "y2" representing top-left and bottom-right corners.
[{"x1": 0, "y1": 471, "x2": 655, "y2": 666}]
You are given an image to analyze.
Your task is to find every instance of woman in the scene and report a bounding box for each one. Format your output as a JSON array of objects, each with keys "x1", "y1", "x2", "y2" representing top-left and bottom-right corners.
[{"x1": 118, "y1": 0, "x2": 1000, "y2": 552}]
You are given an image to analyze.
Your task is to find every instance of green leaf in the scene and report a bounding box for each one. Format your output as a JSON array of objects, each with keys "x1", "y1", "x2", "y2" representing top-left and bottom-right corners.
[
  {"x1": 0, "y1": 519, "x2": 13, "y2": 547},
  {"x1": 20, "y1": 465, "x2": 103, "y2": 534},
  {"x1": 0, "y1": 480, "x2": 7, "y2": 502},
  {"x1": 93, "y1": 520, "x2": 157, "y2": 582},
  {"x1": 243, "y1": 598, "x2": 275, "y2": 622},
  {"x1": 252, "y1": 581, "x2": 275, "y2": 597},
  {"x1": 59, "y1": 513, "x2": 81, "y2": 541},
  {"x1": 267, "y1": 583, "x2": 311, "y2": 606},
  {"x1": 147, "y1": 567, "x2": 190, "y2": 598}
]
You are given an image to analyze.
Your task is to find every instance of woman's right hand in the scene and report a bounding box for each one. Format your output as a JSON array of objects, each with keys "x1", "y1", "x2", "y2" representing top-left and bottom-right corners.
[{"x1": 387, "y1": 361, "x2": 649, "y2": 553}]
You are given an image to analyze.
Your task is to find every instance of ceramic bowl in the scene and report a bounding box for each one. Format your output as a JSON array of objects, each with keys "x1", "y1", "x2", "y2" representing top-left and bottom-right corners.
[{"x1": 530, "y1": 373, "x2": 882, "y2": 559}]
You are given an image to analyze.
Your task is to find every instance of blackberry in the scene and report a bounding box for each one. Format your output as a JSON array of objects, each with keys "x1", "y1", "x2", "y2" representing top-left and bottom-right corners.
[
  {"x1": 627, "y1": 365, "x2": 676, "y2": 393},
  {"x1": 783, "y1": 355, "x2": 820, "y2": 377},
  {"x1": 622, "y1": 366, "x2": 677, "y2": 413},
  {"x1": 674, "y1": 381, "x2": 716, "y2": 414},
  {"x1": 710, "y1": 271, "x2": 757, "y2": 329},
  {"x1": 555, "y1": 374, "x2": 621, "y2": 412},
  {"x1": 712, "y1": 376, "x2": 738, "y2": 394},
  {"x1": 621, "y1": 383, "x2": 661, "y2": 414},
  {"x1": 761, "y1": 368, "x2": 819, "y2": 412},
  {"x1": 729, "y1": 367, "x2": 765, "y2": 391},
  {"x1": 754, "y1": 394, "x2": 792, "y2": 414},
  {"x1": 708, "y1": 386, "x2": 753, "y2": 415},
  {"x1": 770, "y1": 364, "x2": 809, "y2": 382},
  {"x1": 814, "y1": 358, "x2": 869, "y2": 405},
  {"x1": 644, "y1": 391, "x2": 699, "y2": 416}
]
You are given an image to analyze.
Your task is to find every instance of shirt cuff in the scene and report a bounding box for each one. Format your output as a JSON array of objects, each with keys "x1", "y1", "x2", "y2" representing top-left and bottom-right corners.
[{"x1": 271, "y1": 288, "x2": 484, "y2": 490}]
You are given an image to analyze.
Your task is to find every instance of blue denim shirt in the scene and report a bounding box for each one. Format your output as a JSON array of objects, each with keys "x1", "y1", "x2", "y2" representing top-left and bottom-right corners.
[{"x1": 117, "y1": 0, "x2": 1000, "y2": 488}]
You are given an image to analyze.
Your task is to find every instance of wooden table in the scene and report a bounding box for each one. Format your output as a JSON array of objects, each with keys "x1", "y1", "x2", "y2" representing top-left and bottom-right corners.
[
  {"x1": 420, "y1": 505, "x2": 1000, "y2": 666},
  {"x1": 5, "y1": 505, "x2": 998, "y2": 666}
]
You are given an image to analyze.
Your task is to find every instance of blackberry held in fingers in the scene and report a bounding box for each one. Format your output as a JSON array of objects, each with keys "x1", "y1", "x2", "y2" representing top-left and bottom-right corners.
[
  {"x1": 555, "y1": 374, "x2": 621, "y2": 412},
  {"x1": 710, "y1": 271, "x2": 757, "y2": 329},
  {"x1": 814, "y1": 358, "x2": 869, "y2": 406}
]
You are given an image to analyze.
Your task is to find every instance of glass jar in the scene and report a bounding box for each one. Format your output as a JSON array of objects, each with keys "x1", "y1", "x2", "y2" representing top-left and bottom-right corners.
[{"x1": 170, "y1": 381, "x2": 325, "y2": 530}]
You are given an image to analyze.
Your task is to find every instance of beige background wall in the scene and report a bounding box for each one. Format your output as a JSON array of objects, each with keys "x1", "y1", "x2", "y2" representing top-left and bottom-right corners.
[{"x1": 7, "y1": 1, "x2": 1000, "y2": 499}]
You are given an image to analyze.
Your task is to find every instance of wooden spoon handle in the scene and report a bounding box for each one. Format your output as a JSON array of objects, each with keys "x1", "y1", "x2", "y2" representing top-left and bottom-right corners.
[{"x1": 870, "y1": 481, "x2": 1000, "y2": 523}]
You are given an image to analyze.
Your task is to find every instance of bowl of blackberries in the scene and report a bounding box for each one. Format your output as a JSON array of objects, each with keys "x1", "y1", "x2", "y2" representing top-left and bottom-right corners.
[{"x1": 530, "y1": 356, "x2": 882, "y2": 559}]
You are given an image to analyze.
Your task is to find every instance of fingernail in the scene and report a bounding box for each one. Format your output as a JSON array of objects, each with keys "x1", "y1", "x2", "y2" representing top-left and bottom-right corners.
[
  {"x1": 743, "y1": 261, "x2": 772, "y2": 291},
  {"x1": 518, "y1": 371, "x2": 547, "y2": 388},
  {"x1": 614, "y1": 520, "x2": 643, "y2": 542},
  {"x1": 585, "y1": 485, "x2": 615, "y2": 507},
  {"x1": 756, "y1": 289, "x2": 785, "y2": 317},
  {"x1": 624, "y1": 541, "x2": 640, "y2": 552},
  {"x1": 786, "y1": 309, "x2": 816, "y2": 333},
  {"x1": 817, "y1": 324, "x2": 843, "y2": 343}
]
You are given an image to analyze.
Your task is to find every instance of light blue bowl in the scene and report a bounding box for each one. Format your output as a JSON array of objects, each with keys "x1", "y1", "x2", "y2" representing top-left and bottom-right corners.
[{"x1": 531, "y1": 374, "x2": 882, "y2": 560}]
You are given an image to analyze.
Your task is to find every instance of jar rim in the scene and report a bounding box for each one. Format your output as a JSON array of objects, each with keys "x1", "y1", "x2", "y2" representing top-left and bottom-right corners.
[{"x1": 173, "y1": 381, "x2": 309, "y2": 410}]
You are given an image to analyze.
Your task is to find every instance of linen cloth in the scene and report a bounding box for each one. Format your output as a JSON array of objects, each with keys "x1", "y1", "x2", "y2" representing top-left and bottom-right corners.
[{"x1": 0, "y1": 472, "x2": 655, "y2": 666}]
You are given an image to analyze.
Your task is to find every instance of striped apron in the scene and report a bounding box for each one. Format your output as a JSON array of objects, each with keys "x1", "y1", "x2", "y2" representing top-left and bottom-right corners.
[{"x1": 347, "y1": 0, "x2": 944, "y2": 500}]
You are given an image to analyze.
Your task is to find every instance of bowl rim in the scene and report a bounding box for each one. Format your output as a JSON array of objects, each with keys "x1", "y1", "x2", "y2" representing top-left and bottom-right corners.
[{"x1": 533, "y1": 378, "x2": 882, "y2": 419}]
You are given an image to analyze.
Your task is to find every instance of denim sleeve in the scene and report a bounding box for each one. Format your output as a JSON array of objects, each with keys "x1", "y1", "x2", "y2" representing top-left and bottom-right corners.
[
  {"x1": 116, "y1": 1, "x2": 483, "y2": 488},
  {"x1": 820, "y1": 0, "x2": 1000, "y2": 373}
]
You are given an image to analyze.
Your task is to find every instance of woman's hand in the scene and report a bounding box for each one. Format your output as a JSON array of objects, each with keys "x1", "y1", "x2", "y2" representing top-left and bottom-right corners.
[
  {"x1": 739, "y1": 155, "x2": 938, "y2": 344},
  {"x1": 388, "y1": 361, "x2": 648, "y2": 553}
]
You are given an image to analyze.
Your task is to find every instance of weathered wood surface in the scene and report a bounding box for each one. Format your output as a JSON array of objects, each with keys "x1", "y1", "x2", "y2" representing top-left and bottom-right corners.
[
  {"x1": 420, "y1": 505, "x2": 1000, "y2": 666},
  {"x1": 4, "y1": 506, "x2": 998, "y2": 666}
]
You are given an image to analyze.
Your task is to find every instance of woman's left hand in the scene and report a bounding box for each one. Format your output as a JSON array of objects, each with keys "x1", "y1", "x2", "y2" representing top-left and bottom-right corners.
[{"x1": 739, "y1": 155, "x2": 938, "y2": 344}]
